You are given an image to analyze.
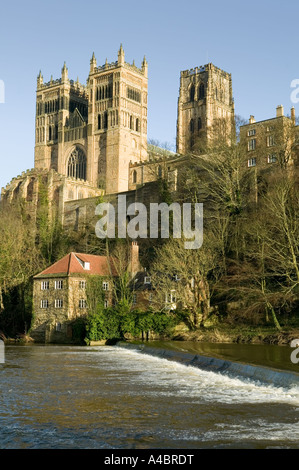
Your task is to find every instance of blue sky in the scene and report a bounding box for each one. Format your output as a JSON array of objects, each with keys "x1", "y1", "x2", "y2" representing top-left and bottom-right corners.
[{"x1": 0, "y1": 0, "x2": 298, "y2": 190}]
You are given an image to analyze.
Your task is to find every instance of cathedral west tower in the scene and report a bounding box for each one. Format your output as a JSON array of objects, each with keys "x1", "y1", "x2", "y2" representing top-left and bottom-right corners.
[
  {"x1": 87, "y1": 45, "x2": 148, "y2": 193},
  {"x1": 34, "y1": 46, "x2": 148, "y2": 195}
]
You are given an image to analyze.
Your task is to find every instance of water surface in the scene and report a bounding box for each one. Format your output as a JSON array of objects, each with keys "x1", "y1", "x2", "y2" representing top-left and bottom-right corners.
[{"x1": 0, "y1": 344, "x2": 299, "y2": 449}]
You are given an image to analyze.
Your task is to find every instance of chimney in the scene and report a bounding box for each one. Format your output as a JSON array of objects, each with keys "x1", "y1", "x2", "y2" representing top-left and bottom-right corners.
[
  {"x1": 129, "y1": 241, "x2": 141, "y2": 277},
  {"x1": 249, "y1": 115, "x2": 256, "y2": 124},
  {"x1": 276, "y1": 105, "x2": 284, "y2": 117},
  {"x1": 291, "y1": 106, "x2": 296, "y2": 124}
]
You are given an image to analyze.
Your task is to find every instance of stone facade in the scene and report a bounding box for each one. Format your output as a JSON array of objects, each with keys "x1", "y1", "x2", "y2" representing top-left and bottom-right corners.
[
  {"x1": 1, "y1": 54, "x2": 238, "y2": 227},
  {"x1": 35, "y1": 46, "x2": 148, "y2": 196},
  {"x1": 176, "y1": 63, "x2": 235, "y2": 154},
  {"x1": 0, "y1": 168, "x2": 103, "y2": 221},
  {"x1": 31, "y1": 252, "x2": 121, "y2": 343},
  {"x1": 240, "y1": 105, "x2": 298, "y2": 170}
]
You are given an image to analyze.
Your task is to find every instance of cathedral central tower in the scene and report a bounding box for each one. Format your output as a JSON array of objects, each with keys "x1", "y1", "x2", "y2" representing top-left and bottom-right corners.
[{"x1": 176, "y1": 63, "x2": 234, "y2": 154}]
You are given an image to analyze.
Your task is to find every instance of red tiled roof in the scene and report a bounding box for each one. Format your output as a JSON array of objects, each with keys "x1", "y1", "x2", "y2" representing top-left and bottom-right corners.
[{"x1": 34, "y1": 253, "x2": 117, "y2": 278}]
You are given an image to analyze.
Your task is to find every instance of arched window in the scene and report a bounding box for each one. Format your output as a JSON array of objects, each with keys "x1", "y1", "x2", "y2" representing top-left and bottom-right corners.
[
  {"x1": 133, "y1": 170, "x2": 137, "y2": 184},
  {"x1": 103, "y1": 111, "x2": 108, "y2": 129},
  {"x1": 190, "y1": 119, "x2": 194, "y2": 133},
  {"x1": 190, "y1": 84, "x2": 195, "y2": 102},
  {"x1": 198, "y1": 83, "x2": 205, "y2": 100},
  {"x1": 198, "y1": 117, "x2": 202, "y2": 131},
  {"x1": 67, "y1": 147, "x2": 87, "y2": 180}
]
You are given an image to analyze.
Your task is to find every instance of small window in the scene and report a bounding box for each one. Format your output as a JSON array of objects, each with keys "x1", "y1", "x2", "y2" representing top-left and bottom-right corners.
[
  {"x1": 267, "y1": 135, "x2": 275, "y2": 147},
  {"x1": 103, "y1": 281, "x2": 109, "y2": 291},
  {"x1": 79, "y1": 299, "x2": 87, "y2": 309},
  {"x1": 132, "y1": 170, "x2": 137, "y2": 184},
  {"x1": 79, "y1": 280, "x2": 87, "y2": 289},
  {"x1": 132, "y1": 294, "x2": 137, "y2": 305},
  {"x1": 198, "y1": 117, "x2": 202, "y2": 131},
  {"x1": 55, "y1": 280, "x2": 63, "y2": 290},
  {"x1": 248, "y1": 158, "x2": 256, "y2": 167},
  {"x1": 144, "y1": 276, "x2": 151, "y2": 284},
  {"x1": 41, "y1": 281, "x2": 49, "y2": 290},
  {"x1": 190, "y1": 119, "x2": 194, "y2": 133},
  {"x1": 166, "y1": 291, "x2": 176, "y2": 304},
  {"x1": 56, "y1": 322, "x2": 62, "y2": 332},
  {"x1": 104, "y1": 300, "x2": 109, "y2": 308},
  {"x1": 55, "y1": 299, "x2": 63, "y2": 308},
  {"x1": 198, "y1": 83, "x2": 205, "y2": 100},
  {"x1": 190, "y1": 84, "x2": 195, "y2": 102},
  {"x1": 268, "y1": 154, "x2": 277, "y2": 164},
  {"x1": 248, "y1": 139, "x2": 256, "y2": 151},
  {"x1": 247, "y1": 129, "x2": 256, "y2": 136},
  {"x1": 83, "y1": 262, "x2": 90, "y2": 270},
  {"x1": 40, "y1": 300, "x2": 49, "y2": 309}
]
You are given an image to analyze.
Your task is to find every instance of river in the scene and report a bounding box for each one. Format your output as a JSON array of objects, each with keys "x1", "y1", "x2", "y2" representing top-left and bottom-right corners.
[{"x1": 0, "y1": 343, "x2": 299, "y2": 449}]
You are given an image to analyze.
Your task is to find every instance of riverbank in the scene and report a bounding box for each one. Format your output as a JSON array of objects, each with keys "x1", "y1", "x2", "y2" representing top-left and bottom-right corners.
[
  {"x1": 170, "y1": 324, "x2": 299, "y2": 346},
  {"x1": 2, "y1": 323, "x2": 299, "y2": 346}
]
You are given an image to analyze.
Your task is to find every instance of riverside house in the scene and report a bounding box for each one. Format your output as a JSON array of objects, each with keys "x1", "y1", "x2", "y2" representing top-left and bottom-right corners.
[{"x1": 31, "y1": 242, "x2": 141, "y2": 343}]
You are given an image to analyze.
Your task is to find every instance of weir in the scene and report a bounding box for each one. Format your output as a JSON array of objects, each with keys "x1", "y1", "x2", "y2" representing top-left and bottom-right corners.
[{"x1": 116, "y1": 342, "x2": 299, "y2": 389}]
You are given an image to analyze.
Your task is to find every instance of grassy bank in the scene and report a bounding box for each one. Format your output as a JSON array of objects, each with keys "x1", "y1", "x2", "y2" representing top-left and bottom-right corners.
[{"x1": 171, "y1": 324, "x2": 299, "y2": 345}]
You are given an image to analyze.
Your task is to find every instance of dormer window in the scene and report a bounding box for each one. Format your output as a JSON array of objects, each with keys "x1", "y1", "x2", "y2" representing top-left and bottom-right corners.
[
  {"x1": 144, "y1": 276, "x2": 151, "y2": 284},
  {"x1": 83, "y1": 262, "x2": 90, "y2": 270}
]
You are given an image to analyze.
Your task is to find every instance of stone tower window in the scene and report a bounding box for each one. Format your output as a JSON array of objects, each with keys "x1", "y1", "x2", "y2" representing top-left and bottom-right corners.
[
  {"x1": 190, "y1": 84, "x2": 195, "y2": 102},
  {"x1": 133, "y1": 170, "x2": 137, "y2": 184},
  {"x1": 67, "y1": 147, "x2": 87, "y2": 180},
  {"x1": 103, "y1": 111, "x2": 108, "y2": 129},
  {"x1": 198, "y1": 83, "x2": 205, "y2": 100},
  {"x1": 190, "y1": 119, "x2": 194, "y2": 133}
]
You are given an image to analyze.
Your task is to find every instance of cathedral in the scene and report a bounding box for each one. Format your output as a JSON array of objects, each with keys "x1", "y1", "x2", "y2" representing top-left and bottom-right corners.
[{"x1": 0, "y1": 46, "x2": 235, "y2": 221}]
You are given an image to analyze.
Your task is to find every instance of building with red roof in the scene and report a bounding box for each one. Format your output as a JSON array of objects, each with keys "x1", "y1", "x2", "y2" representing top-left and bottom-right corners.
[{"x1": 30, "y1": 243, "x2": 141, "y2": 343}]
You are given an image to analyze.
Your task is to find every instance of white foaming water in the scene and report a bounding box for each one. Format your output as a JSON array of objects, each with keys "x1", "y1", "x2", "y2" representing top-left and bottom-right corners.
[{"x1": 88, "y1": 346, "x2": 299, "y2": 406}]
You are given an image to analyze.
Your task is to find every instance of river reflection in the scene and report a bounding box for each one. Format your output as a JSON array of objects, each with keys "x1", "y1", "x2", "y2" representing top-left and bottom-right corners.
[{"x1": 0, "y1": 344, "x2": 299, "y2": 449}]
